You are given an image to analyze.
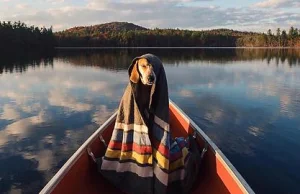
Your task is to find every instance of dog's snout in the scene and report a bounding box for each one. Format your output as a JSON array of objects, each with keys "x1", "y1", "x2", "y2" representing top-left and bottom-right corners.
[{"x1": 148, "y1": 75, "x2": 154, "y2": 82}]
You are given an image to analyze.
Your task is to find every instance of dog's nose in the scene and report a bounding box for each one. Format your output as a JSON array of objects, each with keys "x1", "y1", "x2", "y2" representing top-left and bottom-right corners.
[{"x1": 148, "y1": 75, "x2": 154, "y2": 82}]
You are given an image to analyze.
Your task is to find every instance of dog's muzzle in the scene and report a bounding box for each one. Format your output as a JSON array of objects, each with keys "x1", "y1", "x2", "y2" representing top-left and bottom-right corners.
[
  {"x1": 148, "y1": 75, "x2": 155, "y2": 83},
  {"x1": 145, "y1": 73, "x2": 156, "y2": 85}
]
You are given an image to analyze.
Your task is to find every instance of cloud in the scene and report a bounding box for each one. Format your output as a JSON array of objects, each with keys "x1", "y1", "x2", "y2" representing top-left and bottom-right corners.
[
  {"x1": 48, "y1": 89, "x2": 92, "y2": 112},
  {"x1": 46, "y1": 0, "x2": 64, "y2": 5},
  {"x1": 280, "y1": 94, "x2": 291, "y2": 112},
  {"x1": 92, "y1": 105, "x2": 117, "y2": 125},
  {"x1": 1, "y1": 0, "x2": 299, "y2": 32},
  {"x1": 56, "y1": 79, "x2": 109, "y2": 92},
  {"x1": 4, "y1": 111, "x2": 48, "y2": 136},
  {"x1": 0, "y1": 104, "x2": 21, "y2": 120},
  {"x1": 41, "y1": 134, "x2": 56, "y2": 145},
  {"x1": 248, "y1": 83, "x2": 278, "y2": 97},
  {"x1": 179, "y1": 89, "x2": 194, "y2": 97},
  {"x1": 23, "y1": 149, "x2": 54, "y2": 171},
  {"x1": 248, "y1": 126, "x2": 263, "y2": 137},
  {"x1": 0, "y1": 91, "x2": 31, "y2": 105},
  {"x1": 16, "y1": 3, "x2": 28, "y2": 9},
  {"x1": 204, "y1": 109, "x2": 224, "y2": 124},
  {"x1": 254, "y1": 0, "x2": 300, "y2": 8},
  {"x1": 21, "y1": 103, "x2": 42, "y2": 113},
  {"x1": 0, "y1": 110, "x2": 50, "y2": 146}
]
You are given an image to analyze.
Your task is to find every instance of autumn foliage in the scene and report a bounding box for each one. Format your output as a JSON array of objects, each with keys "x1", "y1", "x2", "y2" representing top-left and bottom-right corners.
[{"x1": 55, "y1": 22, "x2": 300, "y2": 47}]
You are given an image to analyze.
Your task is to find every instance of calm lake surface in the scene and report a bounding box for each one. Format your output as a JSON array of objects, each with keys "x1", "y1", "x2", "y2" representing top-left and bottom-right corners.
[{"x1": 1, "y1": 48, "x2": 300, "y2": 194}]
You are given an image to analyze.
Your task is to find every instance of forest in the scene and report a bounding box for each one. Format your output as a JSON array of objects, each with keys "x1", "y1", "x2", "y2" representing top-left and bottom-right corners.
[
  {"x1": 1, "y1": 21, "x2": 300, "y2": 49},
  {"x1": 55, "y1": 22, "x2": 300, "y2": 47},
  {"x1": 0, "y1": 21, "x2": 55, "y2": 52}
]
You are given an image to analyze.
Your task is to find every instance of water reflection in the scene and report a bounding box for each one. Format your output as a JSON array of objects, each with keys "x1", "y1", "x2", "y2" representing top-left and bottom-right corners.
[
  {"x1": 0, "y1": 48, "x2": 300, "y2": 194},
  {"x1": 0, "y1": 53, "x2": 122, "y2": 193},
  {"x1": 1, "y1": 48, "x2": 300, "y2": 74},
  {"x1": 55, "y1": 48, "x2": 300, "y2": 70},
  {"x1": 0, "y1": 52, "x2": 54, "y2": 74}
]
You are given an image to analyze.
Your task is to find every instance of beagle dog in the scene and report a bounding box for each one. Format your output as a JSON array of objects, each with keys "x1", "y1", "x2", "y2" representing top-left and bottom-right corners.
[{"x1": 130, "y1": 58, "x2": 156, "y2": 126}]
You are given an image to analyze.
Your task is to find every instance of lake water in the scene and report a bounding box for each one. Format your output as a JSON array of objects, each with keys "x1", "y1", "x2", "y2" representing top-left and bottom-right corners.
[{"x1": 0, "y1": 48, "x2": 300, "y2": 194}]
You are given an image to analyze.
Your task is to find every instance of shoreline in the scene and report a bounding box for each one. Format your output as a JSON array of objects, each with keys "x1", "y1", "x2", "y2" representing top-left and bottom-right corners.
[{"x1": 55, "y1": 46, "x2": 300, "y2": 49}]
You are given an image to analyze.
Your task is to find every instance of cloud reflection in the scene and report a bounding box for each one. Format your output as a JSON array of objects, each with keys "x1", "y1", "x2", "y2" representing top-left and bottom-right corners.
[
  {"x1": 167, "y1": 55, "x2": 300, "y2": 159},
  {"x1": 179, "y1": 89, "x2": 194, "y2": 98},
  {"x1": 0, "y1": 110, "x2": 50, "y2": 147},
  {"x1": 48, "y1": 90, "x2": 92, "y2": 112},
  {"x1": 1, "y1": 49, "x2": 300, "y2": 193},
  {"x1": 248, "y1": 126, "x2": 263, "y2": 137},
  {"x1": 0, "y1": 91, "x2": 31, "y2": 105},
  {"x1": 0, "y1": 104, "x2": 21, "y2": 121},
  {"x1": 92, "y1": 105, "x2": 117, "y2": 126},
  {"x1": 22, "y1": 149, "x2": 54, "y2": 171},
  {"x1": 21, "y1": 103, "x2": 42, "y2": 113},
  {"x1": 204, "y1": 109, "x2": 224, "y2": 124}
]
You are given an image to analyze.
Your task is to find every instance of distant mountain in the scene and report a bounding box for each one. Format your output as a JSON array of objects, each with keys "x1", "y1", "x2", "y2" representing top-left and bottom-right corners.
[
  {"x1": 55, "y1": 22, "x2": 300, "y2": 47},
  {"x1": 59, "y1": 22, "x2": 258, "y2": 36},
  {"x1": 62, "y1": 22, "x2": 148, "y2": 35}
]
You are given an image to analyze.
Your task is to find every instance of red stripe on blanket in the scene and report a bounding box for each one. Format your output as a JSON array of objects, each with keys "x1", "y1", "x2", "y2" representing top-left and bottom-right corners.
[
  {"x1": 108, "y1": 141, "x2": 153, "y2": 154},
  {"x1": 152, "y1": 138, "x2": 169, "y2": 158}
]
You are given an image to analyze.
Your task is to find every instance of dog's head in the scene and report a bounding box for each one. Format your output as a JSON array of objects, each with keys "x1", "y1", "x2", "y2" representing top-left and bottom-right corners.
[{"x1": 130, "y1": 58, "x2": 156, "y2": 85}]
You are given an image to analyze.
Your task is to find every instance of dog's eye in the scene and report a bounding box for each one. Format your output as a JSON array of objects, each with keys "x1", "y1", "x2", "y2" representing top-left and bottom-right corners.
[{"x1": 141, "y1": 65, "x2": 147, "y2": 68}]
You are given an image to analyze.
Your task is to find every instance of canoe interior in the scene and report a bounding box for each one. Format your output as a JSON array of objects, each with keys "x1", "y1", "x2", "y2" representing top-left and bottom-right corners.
[{"x1": 45, "y1": 103, "x2": 248, "y2": 194}]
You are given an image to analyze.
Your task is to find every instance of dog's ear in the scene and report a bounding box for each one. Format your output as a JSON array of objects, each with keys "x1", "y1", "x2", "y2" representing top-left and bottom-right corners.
[{"x1": 130, "y1": 60, "x2": 139, "y2": 83}]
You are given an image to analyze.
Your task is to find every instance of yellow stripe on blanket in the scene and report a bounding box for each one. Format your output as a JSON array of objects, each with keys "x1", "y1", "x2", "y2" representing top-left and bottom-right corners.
[
  {"x1": 153, "y1": 148, "x2": 169, "y2": 170},
  {"x1": 152, "y1": 146, "x2": 189, "y2": 171},
  {"x1": 170, "y1": 147, "x2": 189, "y2": 171},
  {"x1": 105, "y1": 146, "x2": 189, "y2": 171},
  {"x1": 105, "y1": 148, "x2": 153, "y2": 165}
]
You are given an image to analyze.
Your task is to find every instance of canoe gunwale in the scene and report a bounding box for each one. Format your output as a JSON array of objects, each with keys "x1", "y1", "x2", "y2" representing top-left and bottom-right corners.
[
  {"x1": 39, "y1": 112, "x2": 118, "y2": 194},
  {"x1": 169, "y1": 99, "x2": 255, "y2": 194}
]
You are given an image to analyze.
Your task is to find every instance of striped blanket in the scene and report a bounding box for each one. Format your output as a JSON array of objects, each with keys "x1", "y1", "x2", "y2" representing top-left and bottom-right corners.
[{"x1": 98, "y1": 54, "x2": 201, "y2": 194}]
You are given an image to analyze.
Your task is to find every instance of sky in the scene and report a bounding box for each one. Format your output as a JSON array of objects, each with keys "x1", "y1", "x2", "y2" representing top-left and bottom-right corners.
[{"x1": 0, "y1": 0, "x2": 300, "y2": 33}]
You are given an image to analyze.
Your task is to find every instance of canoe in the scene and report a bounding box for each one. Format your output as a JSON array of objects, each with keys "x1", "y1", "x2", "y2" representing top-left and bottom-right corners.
[{"x1": 40, "y1": 100, "x2": 254, "y2": 194}]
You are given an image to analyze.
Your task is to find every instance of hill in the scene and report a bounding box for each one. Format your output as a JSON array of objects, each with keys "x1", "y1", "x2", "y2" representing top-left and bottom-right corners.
[
  {"x1": 58, "y1": 22, "x2": 255, "y2": 37},
  {"x1": 62, "y1": 22, "x2": 148, "y2": 35},
  {"x1": 55, "y1": 22, "x2": 300, "y2": 47}
]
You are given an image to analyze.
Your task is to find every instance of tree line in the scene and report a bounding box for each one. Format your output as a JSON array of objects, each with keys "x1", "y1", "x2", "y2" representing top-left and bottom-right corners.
[
  {"x1": 237, "y1": 27, "x2": 300, "y2": 47},
  {"x1": 0, "y1": 21, "x2": 55, "y2": 52},
  {"x1": 55, "y1": 23, "x2": 300, "y2": 47},
  {"x1": 1, "y1": 21, "x2": 300, "y2": 49},
  {"x1": 56, "y1": 28, "x2": 239, "y2": 47}
]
